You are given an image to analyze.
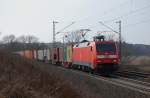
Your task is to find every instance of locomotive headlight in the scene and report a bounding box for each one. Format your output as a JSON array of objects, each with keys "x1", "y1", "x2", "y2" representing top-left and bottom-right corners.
[
  {"x1": 97, "y1": 55, "x2": 106, "y2": 58},
  {"x1": 113, "y1": 59, "x2": 117, "y2": 62},
  {"x1": 97, "y1": 55, "x2": 117, "y2": 58},
  {"x1": 108, "y1": 55, "x2": 117, "y2": 58}
]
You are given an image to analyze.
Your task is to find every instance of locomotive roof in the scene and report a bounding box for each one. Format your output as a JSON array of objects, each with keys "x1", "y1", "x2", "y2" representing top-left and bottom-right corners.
[{"x1": 73, "y1": 41, "x2": 116, "y2": 48}]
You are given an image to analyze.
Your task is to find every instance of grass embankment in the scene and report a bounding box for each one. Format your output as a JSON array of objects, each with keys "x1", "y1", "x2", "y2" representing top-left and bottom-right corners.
[
  {"x1": 121, "y1": 56, "x2": 150, "y2": 73},
  {"x1": 1, "y1": 50, "x2": 149, "y2": 98},
  {"x1": 0, "y1": 50, "x2": 80, "y2": 98}
]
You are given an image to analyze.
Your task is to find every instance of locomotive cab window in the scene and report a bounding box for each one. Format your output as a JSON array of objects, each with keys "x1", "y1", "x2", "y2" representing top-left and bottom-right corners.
[{"x1": 96, "y1": 43, "x2": 116, "y2": 53}]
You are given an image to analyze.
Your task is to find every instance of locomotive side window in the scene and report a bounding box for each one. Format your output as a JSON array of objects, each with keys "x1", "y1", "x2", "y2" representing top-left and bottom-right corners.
[{"x1": 96, "y1": 44, "x2": 116, "y2": 53}]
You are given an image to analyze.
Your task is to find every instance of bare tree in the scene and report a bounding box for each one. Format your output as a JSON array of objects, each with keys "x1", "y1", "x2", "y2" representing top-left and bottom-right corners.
[
  {"x1": 65, "y1": 30, "x2": 83, "y2": 44},
  {"x1": 16, "y1": 35, "x2": 39, "y2": 49},
  {"x1": 17, "y1": 35, "x2": 39, "y2": 44},
  {"x1": 2, "y1": 34, "x2": 16, "y2": 44},
  {"x1": 0, "y1": 32, "x2": 2, "y2": 44},
  {"x1": 26, "y1": 35, "x2": 38, "y2": 43},
  {"x1": 1, "y1": 34, "x2": 40, "y2": 51},
  {"x1": 16, "y1": 35, "x2": 27, "y2": 43}
]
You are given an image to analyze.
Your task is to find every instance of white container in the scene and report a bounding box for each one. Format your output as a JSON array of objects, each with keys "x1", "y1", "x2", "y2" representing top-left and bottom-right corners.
[{"x1": 37, "y1": 50, "x2": 44, "y2": 60}]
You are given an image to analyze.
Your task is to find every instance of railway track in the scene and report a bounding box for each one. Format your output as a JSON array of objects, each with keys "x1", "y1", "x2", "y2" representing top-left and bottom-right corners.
[
  {"x1": 114, "y1": 70, "x2": 150, "y2": 78},
  {"x1": 93, "y1": 73, "x2": 150, "y2": 94},
  {"x1": 110, "y1": 70, "x2": 150, "y2": 93},
  {"x1": 55, "y1": 65, "x2": 150, "y2": 94},
  {"x1": 113, "y1": 70, "x2": 150, "y2": 84},
  {"x1": 92, "y1": 73, "x2": 150, "y2": 94},
  {"x1": 113, "y1": 75, "x2": 150, "y2": 87},
  {"x1": 108, "y1": 76, "x2": 150, "y2": 94}
]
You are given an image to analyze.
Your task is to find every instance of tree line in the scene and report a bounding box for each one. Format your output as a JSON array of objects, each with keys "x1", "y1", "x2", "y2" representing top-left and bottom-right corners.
[
  {"x1": 1, "y1": 33, "x2": 149, "y2": 57},
  {"x1": 0, "y1": 34, "x2": 48, "y2": 52}
]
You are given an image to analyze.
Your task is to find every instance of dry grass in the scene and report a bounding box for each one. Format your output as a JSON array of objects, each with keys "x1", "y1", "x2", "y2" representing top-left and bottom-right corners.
[
  {"x1": 122, "y1": 56, "x2": 150, "y2": 66},
  {"x1": 0, "y1": 50, "x2": 80, "y2": 98},
  {"x1": 1, "y1": 50, "x2": 149, "y2": 98},
  {"x1": 121, "y1": 56, "x2": 150, "y2": 72}
]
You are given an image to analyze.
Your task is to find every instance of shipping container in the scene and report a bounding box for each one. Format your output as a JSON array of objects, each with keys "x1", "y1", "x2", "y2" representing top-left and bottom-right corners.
[
  {"x1": 24, "y1": 50, "x2": 34, "y2": 59},
  {"x1": 62, "y1": 46, "x2": 72, "y2": 67},
  {"x1": 67, "y1": 46, "x2": 72, "y2": 63},
  {"x1": 63, "y1": 47, "x2": 67, "y2": 62},
  {"x1": 46, "y1": 49, "x2": 50, "y2": 61},
  {"x1": 51, "y1": 48, "x2": 59, "y2": 64},
  {"x1": 58, "y1": 47, "x2": 64, "y2": 63},
  {"x1": 43, "y1": 49, "x2": 50, "y2": 62},
  {"x1": 33, "y1": 50, "x2": 37, "y2": 59},
  {"x1": 37, "y1": 50, "x2": 44, "y2": 61},
  {"x1": 49, "y1": 48, "x2": 52, "y2": 63},
  {"x1": 16, "y1": 51, "x2": 25, "y2": 57}
]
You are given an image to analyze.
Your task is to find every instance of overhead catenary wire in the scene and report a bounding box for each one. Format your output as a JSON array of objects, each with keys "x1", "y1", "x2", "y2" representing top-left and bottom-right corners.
[
  {"x1": 69, "y1": 0, "x2": 130, "y2": 25},
  {"x1": 71, "y1": 1, "x2": 150, "y2": 32},
  {"x1": 123, "y1": 18, "x2": 150, "y2": 28},
  {"x1": 56, "y1": 22, "x2": 75, "y2": 34},
  {"x1": 86, "y1": 16, "x2": 150, "y2": 31},
  {"x1": 103, "y1": 4, "x2": 150, "y2": 23},
  {"x1": 57, "y1": 1, "x2": 150, "y2": 35},
  {"x1": 99, "y1": 21, "x2": 119, "y2": 33},
  {"x1": 55, "y1": 0, "x2": 150, "y2": 44},
  {"x1": 85, "y1": 3, "x2": 150, "y2": 30}
]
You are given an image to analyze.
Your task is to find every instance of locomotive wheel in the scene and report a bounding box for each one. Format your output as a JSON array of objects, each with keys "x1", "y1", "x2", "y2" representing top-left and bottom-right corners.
[
  {"x1": 78, "y1": 65, "x2": 82, "y2": 70},
  {"x1": 84, "y1": 66, "x2": 88, "y2": 72},
  {"x1": 81, "y1": 66, "x2": 85, "y2": 71},
  {"x1": 83, "y1": 66, "x2": 88, "y2": 72}
]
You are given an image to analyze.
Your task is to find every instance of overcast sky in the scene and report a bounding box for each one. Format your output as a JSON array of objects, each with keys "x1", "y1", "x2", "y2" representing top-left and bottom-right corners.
[{"x1": 0, "y1": 0, "x2": 150, "y2": 44}]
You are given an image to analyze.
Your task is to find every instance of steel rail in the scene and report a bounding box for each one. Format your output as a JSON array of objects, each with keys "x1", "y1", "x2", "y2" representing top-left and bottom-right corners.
[{"x1": 54, "y1": 65, "x2": 150, "y2": 94}]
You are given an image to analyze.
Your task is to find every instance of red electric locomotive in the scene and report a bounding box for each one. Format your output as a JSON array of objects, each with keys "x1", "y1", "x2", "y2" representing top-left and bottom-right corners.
[{"x1": 72, "y1": 36, "x2": 119, "y2": 74}]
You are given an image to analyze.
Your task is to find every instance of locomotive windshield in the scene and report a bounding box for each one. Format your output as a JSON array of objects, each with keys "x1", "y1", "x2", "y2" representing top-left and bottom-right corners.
[{"x1": 96, "y1": 43, "x2": 116, "y2": 53}]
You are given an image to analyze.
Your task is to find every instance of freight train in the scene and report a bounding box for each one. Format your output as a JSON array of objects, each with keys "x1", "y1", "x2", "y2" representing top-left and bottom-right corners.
[{"x1": 16, "y1": 36, "x2": 119, "y2": 75}]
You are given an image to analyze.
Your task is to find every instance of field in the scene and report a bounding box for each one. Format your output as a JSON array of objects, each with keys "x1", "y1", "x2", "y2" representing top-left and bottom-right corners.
[
  {"x1": 120, "y1": 56, "x2": 150, "y2": 82},
  {"x1": 0, "y1": 50, "x2": 149, "y2": 98},
  {"x1": 122, "y1": 56, "x2": 150, "y2": 72}
]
